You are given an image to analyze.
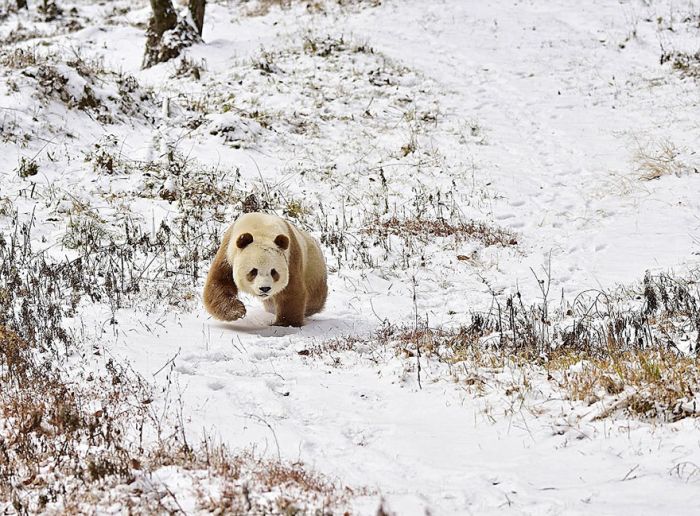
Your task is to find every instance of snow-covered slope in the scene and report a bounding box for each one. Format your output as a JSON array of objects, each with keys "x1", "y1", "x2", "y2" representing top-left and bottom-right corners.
[{"x1": 1, "y1": 0, "x2": 699, "y2": 514}]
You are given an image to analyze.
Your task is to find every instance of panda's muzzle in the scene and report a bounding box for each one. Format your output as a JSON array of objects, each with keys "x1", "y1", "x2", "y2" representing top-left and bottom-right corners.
[{"x1": 259, "y1": 286, "x2": 271, "y2": 294}]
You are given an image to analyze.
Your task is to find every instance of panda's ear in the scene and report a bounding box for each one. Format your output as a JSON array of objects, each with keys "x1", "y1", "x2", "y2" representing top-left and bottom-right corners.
[
  {"x1": 274, "y1": 234, "x2": 289, "y2": 250},
  {"x1": 236, "y1": 233, "x2": 254, "y2": 249}
]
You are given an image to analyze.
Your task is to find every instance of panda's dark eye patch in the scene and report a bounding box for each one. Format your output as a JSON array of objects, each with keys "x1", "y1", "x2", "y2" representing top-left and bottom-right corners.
[
  {"x1": 248, "y1": 268, "x2": 258, "y2": 280},
  {"x1": 271, "y1": 269, "x2": 280, "y2": 281}
]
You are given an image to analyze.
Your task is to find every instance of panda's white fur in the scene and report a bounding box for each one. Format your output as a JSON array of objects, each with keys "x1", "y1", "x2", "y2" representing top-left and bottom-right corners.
[{"x1": 203, "y1": 212, "x2": 327, "y2": 327}]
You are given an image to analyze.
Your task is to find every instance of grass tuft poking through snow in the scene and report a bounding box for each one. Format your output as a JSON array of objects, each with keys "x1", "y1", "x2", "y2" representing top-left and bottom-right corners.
[
  {"x1": 633, "y1": 139, "x2": 696, "y2": 180},
  {"x1": 367, "y1": 215, "x2": 518, "y2": 247},
  {"x1": 0, "y1": 323, "x2": 353, "y2": 514},
  {"x1": 365, "y1": 270, "x2": 700, "y2": 421}
]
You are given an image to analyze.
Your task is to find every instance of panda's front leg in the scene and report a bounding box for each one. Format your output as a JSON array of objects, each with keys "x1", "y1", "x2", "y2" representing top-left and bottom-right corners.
[
  {"x1": 203, "y1": 227, "x2": 247, "y2": 321},
  {"x1": 272, "y1": 290, "x2": 307, "y2": 327},
  {"x1": 203, "y1": 275, "x2": 246, "y2": 322}
]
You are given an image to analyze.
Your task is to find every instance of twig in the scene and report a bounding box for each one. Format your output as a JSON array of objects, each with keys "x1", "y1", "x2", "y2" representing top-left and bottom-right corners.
[
  {"x1": 412, "y1": 275, "x2": 422, "y2": 390},
  {"x1": 246, "y1": 413, "x2": 281, "y2": 463},
  {"x1": 153, "y1": 347, "x2": 181, "y2": 377},
  {"x1": 622, "y1": 464, "x2": 639, "y2": 481}
]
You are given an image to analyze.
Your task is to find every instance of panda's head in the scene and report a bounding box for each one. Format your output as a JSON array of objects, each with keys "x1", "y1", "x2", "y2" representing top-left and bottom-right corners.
[{"x1": 230, "y1": 232, "x2": 290, "y2": 299}]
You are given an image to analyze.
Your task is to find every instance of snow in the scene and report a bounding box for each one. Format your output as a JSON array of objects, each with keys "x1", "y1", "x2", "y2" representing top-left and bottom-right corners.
[{"x1": 2, "y1": 0, "x2": 700, "y2": 513}]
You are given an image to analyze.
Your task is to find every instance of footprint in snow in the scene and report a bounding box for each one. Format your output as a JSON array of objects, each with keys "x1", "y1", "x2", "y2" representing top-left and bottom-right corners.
[
  {"x1": 207, "y1": 380, "x2": 225, "y2": 391},
  {"x1": 250, "y1": 348, "x2": 292, "y2": 361},
  {"x1": 174, "y1": 364, "x2": 197, "y2": 375},
  {"x1": 343, "y1": 426, "x2": 376, "y2": 447},
  {"x1": 265, "y1": 378, "x2": 291, "y2": 397},
  {"x1": 181, "y1": 351, "x2": 233, "y2": 363},
  {"x1": 209, "y1": 311, "x2": 359, "y2": 341}
]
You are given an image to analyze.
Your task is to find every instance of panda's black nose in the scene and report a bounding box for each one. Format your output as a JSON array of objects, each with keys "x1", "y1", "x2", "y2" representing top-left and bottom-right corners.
[{"x1": 259, "y1": 286, "x2": 271, "y2": 293}]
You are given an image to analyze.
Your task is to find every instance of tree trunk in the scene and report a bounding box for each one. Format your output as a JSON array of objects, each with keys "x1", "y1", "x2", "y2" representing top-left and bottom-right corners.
[
  {"x1": 189, "y1": 0, "x2": 206, "y2": 37},
  {"x1": 143, "y1": 0, "x2": 200, "y2": 69},
  {"x1": 149, "y1": 0, "x2": 178, "y2": 40}
]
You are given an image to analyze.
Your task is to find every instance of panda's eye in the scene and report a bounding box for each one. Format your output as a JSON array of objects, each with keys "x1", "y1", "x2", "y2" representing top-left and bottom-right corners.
[
  {"x1": 271, "y1": 269, "x2": 280, "y2": 281},
  {"x1": 249, "y1": 268, "x2": 258, "y2": 278}
]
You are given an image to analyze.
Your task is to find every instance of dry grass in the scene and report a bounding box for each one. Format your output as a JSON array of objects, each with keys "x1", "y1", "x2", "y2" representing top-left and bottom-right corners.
[
  {"x1": 303, "y1": 34, "x2": 374, "y2": 57},
  {"x1": 633, "y1": 139, "x2": 687, "y2": 180},
  {"x1": 300, "y1": 335, "x2": 370, "y2": 366},
  {"x1": 0, "y1": 325, "x2": 354, "y2": 514},
  {"x1": 350, "y1": 271, "x2": 700, "y2": 421},
  {"x1": 5, "y1": 46, "x2": 156, "y2": 126},
  {"x1": 243, "y1": 0, "x2": 380, "y2": 17},
  {"x1": 169, "y1": 448, "x2": 354, "y2": 514},
  {"x1": 661, "y1": 49, "x2": 700, "y2": 80},
  {"x1": 243, "y1": 0, "x2": 322, "y2": 17},
  {"x1": 0, "y1": 325, "x2": 144, "y2": 512},
  {"x1": 0, "y1": 47, "x2": 55, "y2": 68},
  {"x1": 366, "y1": 216, "x2": 518, "y2": 247},
  {"x1": 550, "y1": 348, "x2": 700, "y2": 421},
  {"x1": 0, "y1": 200, "x2": 354, "y2": 513},
  {"x1": 373, "y1": 322, "x2": 700, "y2": 421}
]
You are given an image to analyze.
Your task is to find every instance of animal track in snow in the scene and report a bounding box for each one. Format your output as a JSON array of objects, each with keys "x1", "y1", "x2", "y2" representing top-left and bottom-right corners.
[{"x1": 208, "y1": 380, "x2": 225, "y2": 391}]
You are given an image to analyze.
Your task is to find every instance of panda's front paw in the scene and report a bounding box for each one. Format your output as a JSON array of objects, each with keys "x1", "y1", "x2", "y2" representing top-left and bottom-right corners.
[{"x1": 222, "y1": 299, "x2": 246, "y2": 321}]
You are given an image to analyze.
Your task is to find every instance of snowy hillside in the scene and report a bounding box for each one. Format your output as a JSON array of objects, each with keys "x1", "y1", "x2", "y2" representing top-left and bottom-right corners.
[{"x1": 1, "y1": 0, "x2": 700, "y2": 514}]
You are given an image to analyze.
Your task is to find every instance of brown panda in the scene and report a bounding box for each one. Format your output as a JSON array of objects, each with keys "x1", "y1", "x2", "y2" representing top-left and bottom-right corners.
[{"x1": 203, "y1": 212, "x2": 327, "y2": 327}]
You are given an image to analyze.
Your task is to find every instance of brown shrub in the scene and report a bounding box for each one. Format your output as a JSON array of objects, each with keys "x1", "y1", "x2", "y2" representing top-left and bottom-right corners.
[{"x1": 366, "y1": 216, "x2": 518, "y2": 247}]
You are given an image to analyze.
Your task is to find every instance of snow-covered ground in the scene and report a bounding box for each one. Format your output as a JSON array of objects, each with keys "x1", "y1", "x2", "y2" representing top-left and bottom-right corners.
[{"x1": 2, "y1": 0, "x2": 700, "y2": 513}]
